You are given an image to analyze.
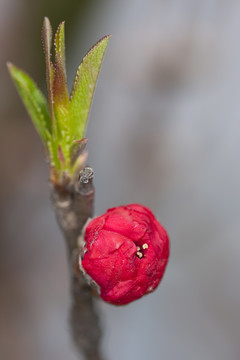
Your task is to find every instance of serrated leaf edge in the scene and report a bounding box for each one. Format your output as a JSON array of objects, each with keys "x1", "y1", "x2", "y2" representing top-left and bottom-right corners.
[{"x1": 70, "y1": 35, "x2": 111, "y2": 100}]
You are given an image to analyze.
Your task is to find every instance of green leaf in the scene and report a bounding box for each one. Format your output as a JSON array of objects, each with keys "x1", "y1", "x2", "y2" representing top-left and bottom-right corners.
[
  {"x1": 47, "y1": 139, "x2": 60, "y2": 170},
  {"x1": 7, "y1": 62, "x2": 51, "y2": 144},
  {"x1": 54, "y1": 21, "x2": 66, "y2": 74},
  {"x1": 70, "y1": 35, "x2": 110, "y2": 140}
]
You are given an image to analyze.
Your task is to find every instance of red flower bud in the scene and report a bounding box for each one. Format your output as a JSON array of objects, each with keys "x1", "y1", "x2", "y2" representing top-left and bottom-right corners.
[{"x1": 80, "y1": 204, "x2": 169, "y2": 305}]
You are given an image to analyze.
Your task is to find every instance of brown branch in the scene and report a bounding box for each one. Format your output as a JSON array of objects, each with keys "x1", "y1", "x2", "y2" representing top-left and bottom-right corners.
[{"x1": 51, "y1": 167, "x2": 104, "y2": 360}]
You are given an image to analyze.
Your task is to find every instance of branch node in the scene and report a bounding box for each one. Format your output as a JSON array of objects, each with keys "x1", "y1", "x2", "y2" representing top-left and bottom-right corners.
[
  {"x1": 79, "y1": 167, "x2": 94, "y2": 184},
  {"x1": 78, "y1": 167, "x2": 94, "y2": 195}
]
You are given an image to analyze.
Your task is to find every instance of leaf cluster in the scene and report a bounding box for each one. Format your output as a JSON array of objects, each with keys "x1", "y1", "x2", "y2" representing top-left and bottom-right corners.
[{"x1": 8, "y1": 17, "x2": 110, "y2": 184}]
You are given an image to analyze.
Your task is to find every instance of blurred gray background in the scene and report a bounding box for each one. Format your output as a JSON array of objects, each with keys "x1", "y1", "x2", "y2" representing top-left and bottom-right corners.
[{"x1": 1, "y1": 0, "x2": 240, "y2": 359}]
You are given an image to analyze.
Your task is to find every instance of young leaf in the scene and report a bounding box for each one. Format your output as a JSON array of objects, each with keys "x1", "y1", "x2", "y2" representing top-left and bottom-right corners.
[
  {"x1": 70, "y1": 137, "x2": 88, "y2": 166},
  {"x1": 70, "y1": 35, "x2": 110, "y2": 140},
  {"x1": 7, "y1": 62, "x2": 51, "y2": 144},
  {"x1": 54, "y1": 21, "x2": 66, "y2": 74},
  {"x1": 41, "y1": 17, "x2": 54, "y2": 124},
  {"x1": 53, "y1": 21, "x2": 70, "y2": 132}
]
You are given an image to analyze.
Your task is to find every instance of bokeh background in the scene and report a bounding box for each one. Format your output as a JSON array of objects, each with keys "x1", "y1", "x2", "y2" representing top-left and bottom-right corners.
[{"x1": 1, "y1": 1, "x2": 240, "y2": 359}]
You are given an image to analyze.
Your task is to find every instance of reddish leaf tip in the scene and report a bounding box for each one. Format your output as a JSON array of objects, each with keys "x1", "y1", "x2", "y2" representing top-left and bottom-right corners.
[{"x1": 6, "y1": 62, "x2": 13, "y2": 71}]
